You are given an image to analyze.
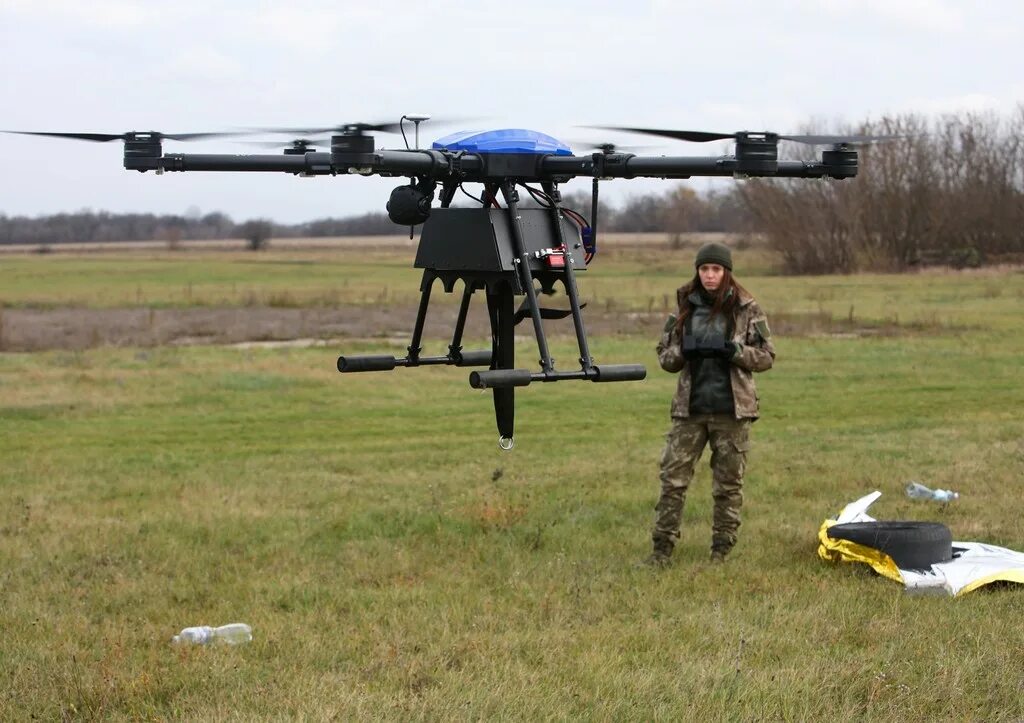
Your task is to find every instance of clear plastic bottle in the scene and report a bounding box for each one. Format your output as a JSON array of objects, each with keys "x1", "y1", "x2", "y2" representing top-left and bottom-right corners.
[
  {"x1": 931, "y1": 489, "x2": 959, "y2": 503},
  {"x1": 172, "y1": 623, "x2": 252, "y2": 645},
  {"x1": 905, "y1": 481, "x2": 958, "y2": 502},
  {"x1": 905, "y1": 481, "x2": 933, "y2": 499}
]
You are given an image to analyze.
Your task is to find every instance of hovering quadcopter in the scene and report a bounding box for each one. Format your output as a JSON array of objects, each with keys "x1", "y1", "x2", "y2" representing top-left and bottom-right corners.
[{"x1": 6, "y1": 118, "x2": 889, "y2": 448}]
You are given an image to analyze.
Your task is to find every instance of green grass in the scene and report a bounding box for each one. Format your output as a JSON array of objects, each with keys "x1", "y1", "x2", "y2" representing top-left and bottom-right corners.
[
  {"x1": 2, "y1": 254, "x2": 1024, "y2": 719},
  {"x1": 3, "y1": 245, "x2": 1022, "y2": 335},
  {"x1": 0, "y1": 250, "x2": 419, "y2": 309}
]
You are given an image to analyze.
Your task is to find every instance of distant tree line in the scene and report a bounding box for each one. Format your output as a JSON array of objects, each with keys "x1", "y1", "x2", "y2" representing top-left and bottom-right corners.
[
  {"x1": 0, "y1": 191, "x2": 750, "y2": 248},
  {"x1": 739, "y1": 108, "x2": 1024, "y2": 273},
  {"x1": 555, "y1": 187, "x2": 750, "y2": 235},
  {"x1": 0, "y1": 210, "x2": 403, "y2": 247},
  {"x1": 3, "y1": 108, "x2": 1022, "y2": 273}
]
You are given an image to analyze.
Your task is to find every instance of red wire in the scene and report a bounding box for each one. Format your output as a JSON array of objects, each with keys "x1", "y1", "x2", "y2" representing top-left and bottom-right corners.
[
  {"x1": 483, "y1": 187, "x2": 501, "y2": 208},
  {"x1": 563, "y1": 208, "x2": 587, "y2": 227}
]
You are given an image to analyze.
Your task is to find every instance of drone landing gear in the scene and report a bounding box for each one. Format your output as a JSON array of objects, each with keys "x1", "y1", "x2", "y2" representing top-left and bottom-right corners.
[
  {"x1": 335, "y1": 275, "x2": 492, "y2": 373},
  {"x1": 466, "y1": 182, "x2": 645, "y2": 447},
  {"x1": 338, "y1": 178, "x2": 645, "y2": 448}
]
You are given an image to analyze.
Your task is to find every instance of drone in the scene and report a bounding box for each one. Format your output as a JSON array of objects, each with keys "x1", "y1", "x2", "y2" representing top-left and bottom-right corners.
[{"x1": 5, "y1": 117, "x2": 891, "y2": 448}]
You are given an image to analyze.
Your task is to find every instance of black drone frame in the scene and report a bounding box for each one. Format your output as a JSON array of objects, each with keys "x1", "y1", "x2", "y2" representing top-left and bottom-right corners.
[
  {"x1": 115, "y1": 128, "x2": 860, "y2": 180},
  {"x1": 14, "y1": 126, "x2": 866, "y2": 447}
]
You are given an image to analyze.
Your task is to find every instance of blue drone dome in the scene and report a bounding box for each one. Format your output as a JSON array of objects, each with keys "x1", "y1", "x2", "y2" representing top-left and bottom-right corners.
[{"x1": 432, "y1": 128, "x2": 572, "y2": 155}]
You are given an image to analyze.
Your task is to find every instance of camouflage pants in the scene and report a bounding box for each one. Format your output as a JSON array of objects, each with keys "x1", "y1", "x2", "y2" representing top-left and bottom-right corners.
[{"x1": 652, "y1": 414, "x2": 752, "y2": 556}]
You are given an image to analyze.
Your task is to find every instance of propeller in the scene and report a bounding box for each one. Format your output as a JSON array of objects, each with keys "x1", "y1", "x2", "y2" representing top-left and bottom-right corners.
[
  {"x1": 252, "y1": 116, "x2": 478, "y2": 138},
  {"x1": 2, "y1": 130, "x2": 243, "y2": 143},
  {"x1": 241, "y1": 137, "x2": 328, "y2": 150},
  {"x1": 776, "y1": 133, "x2": 904, "y2": 146},
  {"x1": 585, "y1": 126, "x2": 902, "y2": 146},
  {"x1": 251, "y1": 121, "x2": 403, "y2": 136},
  {"x1": 570, "y1": 140, "x2": 656, "y2": 154},
  {"x1": 586, "y1": 127, "x2": 735, "y2": 143}
]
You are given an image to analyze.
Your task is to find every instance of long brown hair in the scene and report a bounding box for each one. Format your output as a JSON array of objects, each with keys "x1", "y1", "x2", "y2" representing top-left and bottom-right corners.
[{"x1": 674, "y1": 269, "x2": 749, "y2": 334}]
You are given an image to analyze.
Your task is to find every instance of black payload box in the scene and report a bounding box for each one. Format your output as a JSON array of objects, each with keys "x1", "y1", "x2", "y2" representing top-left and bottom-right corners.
[{"x1": 414, "y1": 208, "x2": 585, "y2": 293}]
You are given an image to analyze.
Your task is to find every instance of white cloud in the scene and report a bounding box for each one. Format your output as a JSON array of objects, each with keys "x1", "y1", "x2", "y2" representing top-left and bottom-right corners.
[
  {"x1": 887, "y1": 88, "x2": 1024, "y2": 118},
  {"x1": 814, "y1": 0, "x2": 962, "y2": 33},
  {"x1": 0, "y1": 0, "x2": 169, "y2": 29},
  {"x1": 244, "y1": 5, "x2": 349, "y2": 54},
  {"x1": 159, "y1": 47, "x2": 246, "y2": 82},
  {"x1": 1, "y1": 0, "x2": 1023, "y2": 219}
]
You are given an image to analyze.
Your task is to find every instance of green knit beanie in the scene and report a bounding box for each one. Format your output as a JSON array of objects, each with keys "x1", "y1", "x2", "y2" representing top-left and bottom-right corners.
[{"x1": 694, "y1": 242, "x2": 733, "y2": 271}]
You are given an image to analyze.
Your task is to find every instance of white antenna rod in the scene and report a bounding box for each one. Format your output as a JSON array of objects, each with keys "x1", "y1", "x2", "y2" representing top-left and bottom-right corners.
[{"x1": 403, "y1": 113, "x2": 431, "y2": 149}]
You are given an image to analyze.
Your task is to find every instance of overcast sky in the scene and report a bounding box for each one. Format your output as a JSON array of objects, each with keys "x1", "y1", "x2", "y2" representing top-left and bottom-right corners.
[{"x1": 1, "y1": 0, "x2": 1022, "y2": 223}]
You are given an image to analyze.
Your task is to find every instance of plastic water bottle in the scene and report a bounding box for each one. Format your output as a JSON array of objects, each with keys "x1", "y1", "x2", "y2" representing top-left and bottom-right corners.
[
  {"x1": 905, "y1": 481, "x2": 959, "y2": 502},
  {"x1": 172, "y1": 623, "x2": 252, "y2": 645}
]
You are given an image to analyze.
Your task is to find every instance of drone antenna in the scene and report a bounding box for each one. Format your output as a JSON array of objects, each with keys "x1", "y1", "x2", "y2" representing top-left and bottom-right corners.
[{"x1": 402, "y1": 114, "x2": 431, "y2": 149}]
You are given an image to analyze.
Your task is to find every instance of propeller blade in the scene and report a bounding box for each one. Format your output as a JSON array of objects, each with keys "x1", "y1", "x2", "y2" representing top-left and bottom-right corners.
[
  {"x1": 252, "y1": 121, "x2": 402, "y2": 135},
  {"x1": 161, "y1": 131, "x2": 246, "y2": 141},
  {"x1": 240, "y1": 137, "x2": 328, "y2": 149},
  {"x1": 3, "y1": 130, "x2": 244, "y2": 143},
  {"x1": 778, "y1": 133, "x2": 905, "y2": 146},
  {"x1": 3, "y1": 130, "x2": 127, "y2": 142},
  {"x1": 586, "y1": 126, "x2": 907, "y2": 147},
  {"x1": 584, "y1": 126, "x2": 736, "y2": 143},
  {"x1": 253, "y1": 116, "x2": 475, "y2": 137},
  {"x1": 569, "y1": 139, "x2": 656, "y2": 154},
  {"x1": 401, "y1": 114, "x2": 479, "y2": 125}
]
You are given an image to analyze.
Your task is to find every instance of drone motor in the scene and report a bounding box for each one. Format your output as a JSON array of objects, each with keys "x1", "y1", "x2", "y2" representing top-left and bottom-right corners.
[
  {"x1": 822, "y1": 145, "x2": 859, "y2": 179},
  {"x1": 733, "y1": 132, "x2": 779, "y2": 176}
]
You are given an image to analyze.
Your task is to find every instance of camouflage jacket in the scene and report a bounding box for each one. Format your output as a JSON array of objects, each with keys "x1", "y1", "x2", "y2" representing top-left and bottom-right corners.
[{"x1": 656, "y1": 290, "x2": 775, "y2": 420}]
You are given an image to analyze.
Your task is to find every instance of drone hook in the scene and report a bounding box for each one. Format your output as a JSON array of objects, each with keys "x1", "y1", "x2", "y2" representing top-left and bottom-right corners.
[{"x1": 498, "y1": 436, "x2": 515, "y2": 451}]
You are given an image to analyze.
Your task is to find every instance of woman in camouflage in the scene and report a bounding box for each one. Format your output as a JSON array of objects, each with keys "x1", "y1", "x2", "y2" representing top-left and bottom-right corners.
[{"x1": 647, "y1": 242, "x2": 775, "y2": 566}]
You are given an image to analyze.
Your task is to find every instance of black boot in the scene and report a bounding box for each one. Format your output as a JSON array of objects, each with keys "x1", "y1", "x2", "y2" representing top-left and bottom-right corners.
[{"x1": 642, "y1": 536, "x2": 674, "y2": 568}]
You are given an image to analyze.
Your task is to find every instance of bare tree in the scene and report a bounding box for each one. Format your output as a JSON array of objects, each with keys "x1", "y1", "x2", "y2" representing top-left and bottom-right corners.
[
  {"x1": 241, "y1": 219, "x2": 273, "y2": 251},
  {"x1": 739, "y1": 108, "x2": 1024, "y2": 273}
]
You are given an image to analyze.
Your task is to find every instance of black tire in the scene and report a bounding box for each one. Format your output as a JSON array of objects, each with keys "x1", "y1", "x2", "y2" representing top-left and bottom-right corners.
[{"x1": 827, "y1": 521, "x2": 953, "y2": 569}]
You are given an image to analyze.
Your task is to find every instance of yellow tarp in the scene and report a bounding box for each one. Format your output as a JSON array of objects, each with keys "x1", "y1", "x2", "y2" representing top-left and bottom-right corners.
[{"x1": 817, "y1": 519, "x2": 903, "y2": 584}]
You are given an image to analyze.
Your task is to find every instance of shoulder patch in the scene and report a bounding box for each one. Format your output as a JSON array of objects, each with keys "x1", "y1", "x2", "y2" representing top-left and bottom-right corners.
[{"x1": 754, "y1": 319, "x2": 771, "y2": 339}]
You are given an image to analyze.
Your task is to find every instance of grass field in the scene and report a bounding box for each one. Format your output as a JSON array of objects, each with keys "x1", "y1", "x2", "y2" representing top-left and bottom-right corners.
[
  {"x1": 0, "y1": 235, "x2": 748, "y2": 311},
  {"x1": 2, "y1": 243, "x2": 1024, "y2": 719},
  {"x1": 2, "y1": 236, "x2": 1019, "y2": 333}
]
